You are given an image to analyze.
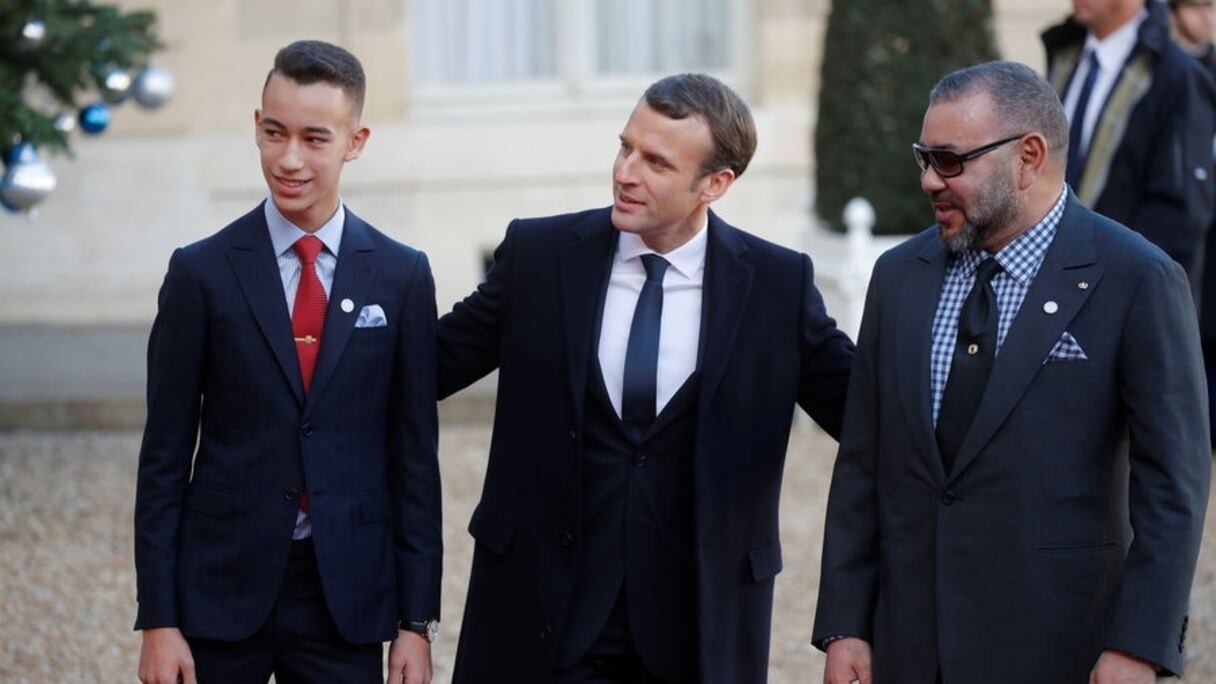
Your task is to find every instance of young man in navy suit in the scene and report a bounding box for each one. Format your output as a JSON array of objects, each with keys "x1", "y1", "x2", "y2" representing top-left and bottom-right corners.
[
  {"x1": 134, "y1": 41, "x2": 440, "y2": 684},
  {"x1": 438, "y1": 74, "x2": 855, "y2": 683},
  {"x1": 815, "y1": 61, "x2": 1210, "y2": 684}
]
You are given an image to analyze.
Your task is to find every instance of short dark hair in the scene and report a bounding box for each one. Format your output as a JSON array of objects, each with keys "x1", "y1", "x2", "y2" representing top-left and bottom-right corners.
[
  {"x1": 265, "y1": 40, "x2": 366, "y2": 118},
  {"x1": 643, "y1": 73, "x2": 757, "y2": 179},
  {"x1": 929, "y1": 60, "x2": 1069, "y2": 160}
]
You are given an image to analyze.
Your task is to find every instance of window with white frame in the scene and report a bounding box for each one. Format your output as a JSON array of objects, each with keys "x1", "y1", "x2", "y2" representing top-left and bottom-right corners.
[
  {"x1": 594, "y1": 0, "x2": 730, "y2": 75},
  {"x1": 412, "y1": 0, "x2": 559, "y2": 84},
  {"x1": 411, "y1": 0, "x2": 742, "y2": 98}
]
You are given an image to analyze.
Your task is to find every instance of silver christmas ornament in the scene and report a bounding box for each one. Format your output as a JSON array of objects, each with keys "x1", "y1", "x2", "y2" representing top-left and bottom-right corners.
[
  {"x1": 0, "y1": 150, "x2": 56, "y2": 211},
  {"x1": 132, "y1": 65, "x2": 175, "y2": 109},
  {"x1": 53, "y1": 112, "x2": 77, "y2": 134},
  {"x1": 19, "y1": 19, "x2": 46, "y2": 50},
  {"x1": 100, "y1": 66, "x2": 132, "y2": 104}
]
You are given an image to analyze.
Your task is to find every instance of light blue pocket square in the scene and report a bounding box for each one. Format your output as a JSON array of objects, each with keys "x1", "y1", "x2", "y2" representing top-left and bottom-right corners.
[
  {"x1": 1043, "y1": 331, "x2": 1087, "y2": 364},
  {"x1": 355, "y1": 304, "x2": 387, "y2": 328}
]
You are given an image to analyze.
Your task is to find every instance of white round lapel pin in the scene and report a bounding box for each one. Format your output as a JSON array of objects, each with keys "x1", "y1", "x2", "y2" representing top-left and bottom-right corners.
[
  {"x1": 1043, "y1": 300, "x2": 1059, "y2": 315},
  {"x1": 341, "y1": 298, "x2": 355, "y2": 313}
]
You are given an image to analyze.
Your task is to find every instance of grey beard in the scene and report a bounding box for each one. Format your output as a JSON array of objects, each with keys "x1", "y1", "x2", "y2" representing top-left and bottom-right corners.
[{"x1": 940, "y1": 222, "x2": 980, "y2": 253}]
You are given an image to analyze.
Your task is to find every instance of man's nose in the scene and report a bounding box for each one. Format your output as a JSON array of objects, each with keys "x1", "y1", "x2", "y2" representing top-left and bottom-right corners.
[
  {"x1": 280, "y1": 139, "x2": 305, "y2": 171},
  {"x1": 920, "y1": 165, "x2": 946, "y2": 194},
  {"x1": 614, "y1": 153, "x2": 638, "y2": 186}
]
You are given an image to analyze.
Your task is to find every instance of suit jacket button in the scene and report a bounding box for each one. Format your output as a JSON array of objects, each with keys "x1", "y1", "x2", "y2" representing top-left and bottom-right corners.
[
  {"x1": 633, "y1": 452, "x2": 646, "y2": 466},
  {"x1": 285, "y1": 487, "x2": 300, "y2": 501},
  {"x1": 539, "y1": 623, "x2": 553, "y2": 640},
  {"x1": 301, "y1": 423, "x2": 314, "y2": 437},
  {"x1": 940, "y1": 491, "x2": 957, "y2": 506},
  {"x1": 568, "y1": 429, "x2": 578, "y2": 443},
  {"x1": 560, "y1": 531, "x2": 574, "y2": 548}
]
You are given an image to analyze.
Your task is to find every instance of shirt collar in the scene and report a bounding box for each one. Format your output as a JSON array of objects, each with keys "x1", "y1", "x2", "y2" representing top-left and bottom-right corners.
[
  {"x1": 615, "y1": 214, "x2": 709, "y2": 279},
  {"x1": 264, "y1": 197, "x2": 345, "y2": 258},
  {"x1": 953, "y1": 186, "x2": 1067, "y2": 284},
  {"x1": 1083, "y1": 8, "x2": 1147, "y2": 71}
]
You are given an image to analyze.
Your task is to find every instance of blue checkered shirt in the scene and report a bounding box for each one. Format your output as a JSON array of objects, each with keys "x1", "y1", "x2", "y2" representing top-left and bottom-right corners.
[{"x1": 930, "y1": 189, "x2": 1067, "y2": 425}]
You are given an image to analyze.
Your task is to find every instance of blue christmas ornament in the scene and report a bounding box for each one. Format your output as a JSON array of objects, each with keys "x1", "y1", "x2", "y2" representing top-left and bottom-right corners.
[
  {"x1": 2, "y1": 140, "x2": 35, "y2": 168},
  {"x1": 79, "y1": 102, "x2": 112, "y2": 135}
]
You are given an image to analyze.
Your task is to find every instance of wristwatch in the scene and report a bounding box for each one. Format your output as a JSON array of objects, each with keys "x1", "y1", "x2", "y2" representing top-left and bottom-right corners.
[{"x1": 401, "y1": 619, "x2": 439, "y2": 643}]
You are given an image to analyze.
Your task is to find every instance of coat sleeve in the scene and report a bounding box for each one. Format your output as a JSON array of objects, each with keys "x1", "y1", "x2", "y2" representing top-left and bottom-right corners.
[
  {"x1": 133, "y1": 248, "x2": 207, "y2": 629},
  {"x1": 390, "y1": 251, "x2": 443, "y2": 622},
  {"x1": 795, "y1": 252, "x2": 856, "y2": 440},
  {"x1": 436, "y1": 221, "x2": 518, "y2": 399},
  {"x1": 1127, "y1": 64, "x2": 1216, "y2": 282},
  {"x1": 1105, "y1": 255, "x2": 1211, "y2": 675},
  {"x1": 811, "y1": 256, "x2": 884, "y2": 646}
]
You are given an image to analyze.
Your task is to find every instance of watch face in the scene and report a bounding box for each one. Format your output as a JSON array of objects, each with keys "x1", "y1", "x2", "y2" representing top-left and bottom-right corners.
[{"x1": 426, "y1": 620, "x2": 439, "y2": 642}]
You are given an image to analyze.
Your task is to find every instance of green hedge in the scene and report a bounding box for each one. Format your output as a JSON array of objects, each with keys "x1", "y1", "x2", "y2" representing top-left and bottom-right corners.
[{"x1": 814, "y1": 0, "x2": 998, "y2": 235}]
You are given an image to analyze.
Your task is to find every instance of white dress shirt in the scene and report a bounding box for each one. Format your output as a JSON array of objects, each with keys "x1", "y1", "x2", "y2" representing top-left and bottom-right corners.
[
  {"x1": 1062, "y1": 9, "x2": 1148, "y2": 155},
  {"x1": 263, "y1": 197, "x2": 346, "y2": 540},
  {"x1": 597, "y1": 218, "x2": 707, "y2": 418}
]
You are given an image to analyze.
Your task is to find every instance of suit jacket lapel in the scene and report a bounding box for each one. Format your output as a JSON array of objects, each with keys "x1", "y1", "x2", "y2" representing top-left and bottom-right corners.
[
  {"x1": 560, "y1": 210, "x2": 617, "y2": 423},
  {"x1": 949, "y1": 198, "x2": 1103, "y2": 481},
  {"x1": 697, "y1": 211, "x2": 753, "y2": 416},
  {"x1": 228, "y1": 203, "x2": 305, "y2": 405},
  {"x1": 306, "y1": 210, "x2": 377, "y2": 407},
  {"x1": 898, "y1": 234, "x2": 950, "y2": 482}
]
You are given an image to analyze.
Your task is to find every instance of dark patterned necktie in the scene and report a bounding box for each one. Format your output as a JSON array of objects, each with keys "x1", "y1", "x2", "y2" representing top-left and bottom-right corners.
[{"x1": 936, "y1": 257, "x2": 1003, "y2": 474}]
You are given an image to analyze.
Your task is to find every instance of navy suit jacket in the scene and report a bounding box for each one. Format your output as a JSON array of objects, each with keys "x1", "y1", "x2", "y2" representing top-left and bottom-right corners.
[
  {"x1": 437, "y1": 207, "x2": 855, "y2": 684},
  {"x1": 813, "y1": 196, "x2": 1210, "y2": 682},
  {"x1": 134, "y1": 203, "x2": 441, "y2": 644}
]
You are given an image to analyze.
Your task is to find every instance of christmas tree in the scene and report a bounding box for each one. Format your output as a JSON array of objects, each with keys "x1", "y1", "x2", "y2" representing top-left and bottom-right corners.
[
  {"x1": 814, "y1": 0, "x2": 998, "y2": 235},
  {"x1": 1, "y1": 0, "x2": 170, "y2": 212}
]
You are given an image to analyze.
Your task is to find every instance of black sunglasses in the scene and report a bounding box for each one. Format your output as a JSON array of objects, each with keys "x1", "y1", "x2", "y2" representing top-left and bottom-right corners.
[{"x1": 912, "y1": 134, "x2": 1026, "y2": 178}]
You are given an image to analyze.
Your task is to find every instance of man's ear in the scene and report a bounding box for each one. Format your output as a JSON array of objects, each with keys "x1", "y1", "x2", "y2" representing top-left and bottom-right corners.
[
  {"x1": 344, "y1": 124, "x2": 371, "y2": 162},
  {"x1": 1016, "y1": 133, "x2": 1050, "y2": 190},
  {"x1": 699, "y1": 168, "x2": 736, "y2": 204}
]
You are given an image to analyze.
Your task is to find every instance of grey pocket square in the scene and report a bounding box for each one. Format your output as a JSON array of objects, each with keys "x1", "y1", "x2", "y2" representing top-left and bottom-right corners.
[
  {"x1": 1043, "y1": 331, "x2": 1087, "y2": 364},
  {"x1": 355, "y1": 304, "x2": 387, "y2": 328}
]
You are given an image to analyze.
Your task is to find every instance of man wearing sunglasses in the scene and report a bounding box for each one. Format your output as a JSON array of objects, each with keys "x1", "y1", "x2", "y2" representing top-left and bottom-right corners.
[
  {"x1": 1042, "y1": 0, "x2": 1216, "y2": 289},
  {"x1": 813, "y1": 61, "x2": 1209, "y2": 684}
]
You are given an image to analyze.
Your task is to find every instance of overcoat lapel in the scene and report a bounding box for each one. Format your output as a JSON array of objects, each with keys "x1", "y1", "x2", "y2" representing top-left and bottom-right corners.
[
  {"x1": 696, "y1": 212, "x2": 753, "y2": 416},
  {"x1": 560, "y1": 211, "x2": 618, "y2": 425},
  {"x1": 306, "y1": 211, "x2": 377, "y2": 407},
  {"x1": 227, "y1": 203, "x2": 305, "y2": 405},
  {"x1": 949, "y1": 199, "x2": 1103, "y2": 481},
  {"x1": 897, "y1": 236, "x2": 951, "y2": 482}
]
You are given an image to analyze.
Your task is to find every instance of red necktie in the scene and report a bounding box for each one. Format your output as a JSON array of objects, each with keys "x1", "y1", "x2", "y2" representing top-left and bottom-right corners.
[
  {"x1": 291, "y1": 235, "x2": 326, "y2": 513},
  {"x1": 292, "y1": 235, "x2": 327, "y2": 393}
]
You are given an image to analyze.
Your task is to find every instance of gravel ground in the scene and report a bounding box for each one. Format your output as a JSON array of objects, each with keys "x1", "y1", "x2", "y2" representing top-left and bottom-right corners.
[{"x1": 1, "y1": 426, "x2": 1213, "y2": 683}]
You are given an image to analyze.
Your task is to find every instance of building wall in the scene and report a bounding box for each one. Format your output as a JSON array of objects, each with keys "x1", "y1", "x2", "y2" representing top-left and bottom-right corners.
[{"x1": 0, "y1": 0, "x2": 1062, "y2": 326}]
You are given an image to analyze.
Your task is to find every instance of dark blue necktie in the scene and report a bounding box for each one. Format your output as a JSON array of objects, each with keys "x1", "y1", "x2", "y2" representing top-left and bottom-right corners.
[
  {"x1": 621, "y1": 254, "x2": 669, "y2": 440},
  {"x1": 1065, "y1": 50, "x2": 1100, "y2": 189},
  {"x1": 936, "y1": 257, "x2": 1003, "y2": 474}
]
